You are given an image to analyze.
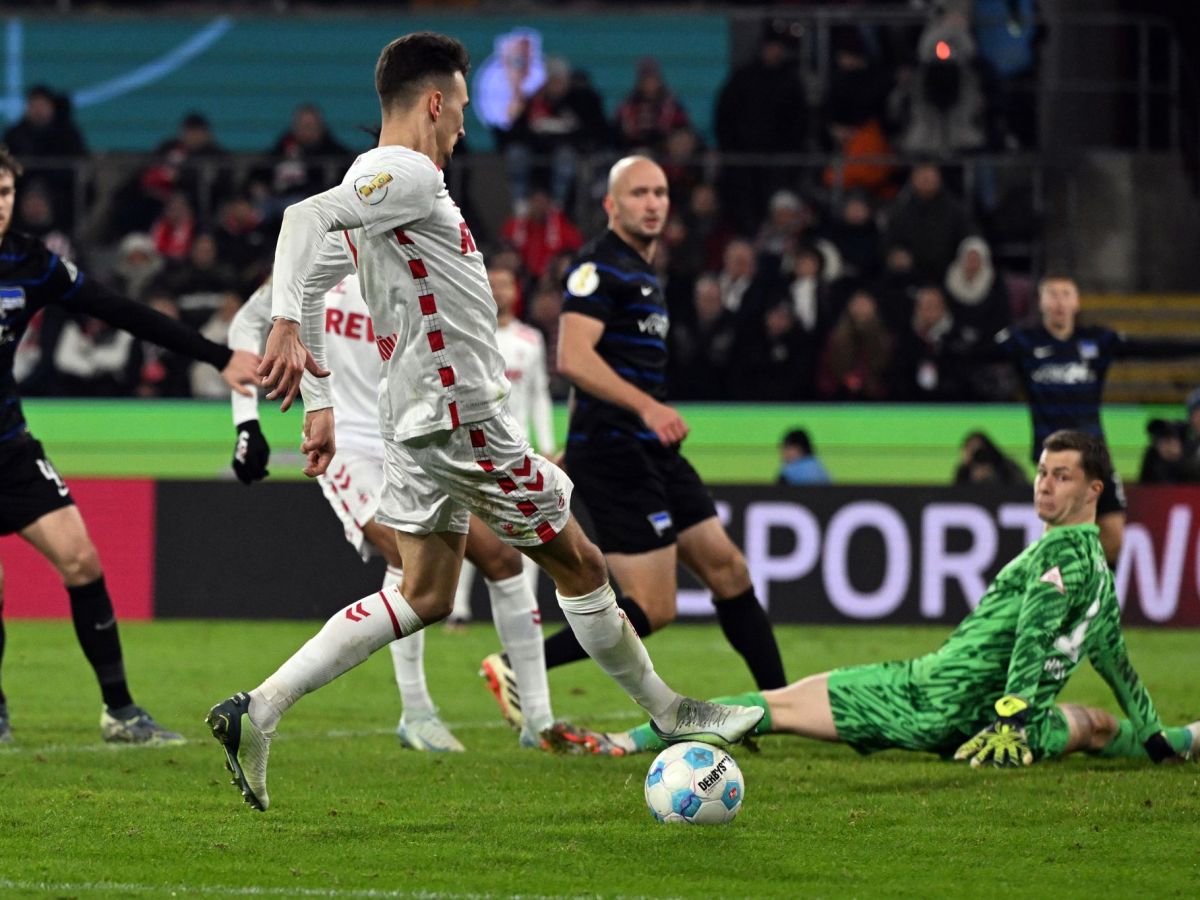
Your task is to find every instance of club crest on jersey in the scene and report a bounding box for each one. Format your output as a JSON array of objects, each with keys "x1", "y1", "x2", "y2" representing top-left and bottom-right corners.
[
  {"x1": 1039, "y1": 566, "x2": 1066, "y2": 594},
  {"x1": 1078, "y1": 340, "x2": 1098, "y2": 359},
  {"x1": 647, "y1": 510, "x2": 673, "y2": 536},
  {"x1": 566, "y1": 262, "x2": 600, "y2": 297},
  {"x1": 355, "y1": 172, "x2": 393, "y2": 205}
]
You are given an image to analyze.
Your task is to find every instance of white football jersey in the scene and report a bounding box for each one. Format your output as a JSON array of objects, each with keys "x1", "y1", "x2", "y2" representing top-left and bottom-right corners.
[
  {"x1": 496, "y1": 320, "x2": 555, "y2": 453},
  {"x1": 230, "y1": 266, "x2": 383, "y2": 459},
  {"x1": 271, "y1": 144, "x2": 509, "y2": 442}
]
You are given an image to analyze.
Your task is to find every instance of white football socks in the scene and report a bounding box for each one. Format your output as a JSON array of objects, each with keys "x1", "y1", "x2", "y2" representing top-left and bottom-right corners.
[
  {"x1": 522, "y1": 554, "x2": 541, "y2": 603},
  {"x1": 249, "y1": 581, "x2": 425, "y2": 733},
  {"x1": 450, "y1": 559, "x2": 475, "y2": 621},
  {"x1": 486, "y1": 572, "x2": 553, "y2": 732},
  {"x1": 385, "y1": 566, "x2": 435, "y2": 714},
  {"x1": 556, "y1": 581, "x2": 677, "y2": 721}
]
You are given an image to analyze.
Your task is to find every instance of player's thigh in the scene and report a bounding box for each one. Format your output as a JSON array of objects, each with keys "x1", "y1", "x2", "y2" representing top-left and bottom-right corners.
[
  {"x1": 410, "y1": 412, "x2": 573, "y2": 550},
  {"x1": 465, "y1": 515, "x2": 525, "y2": 581},
  {"x1": 18, "y1": 505, "x2": 101, "y2": 585},
  {"x1": 605, "y1": 545, "x2": 679, "y2": 627},
  {"x1": 762, "y1": 673, "x2": 839, "y2": 742},
  {"x1": 565, "y1": 440, "x2": 678, "y2": 556},
  {"x1": 676, "y1": 516, "x2": 750, "y2": 600}
]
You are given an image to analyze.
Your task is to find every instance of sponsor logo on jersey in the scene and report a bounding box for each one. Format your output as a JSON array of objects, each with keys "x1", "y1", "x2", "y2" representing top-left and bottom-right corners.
[
  {"x1": 1030, "y1": 362, "x2": 1095, "y2": 385},
  {"x1": 355, "y1": 172, "x2": 393, "y2": 205},
  {"x1": 566, "y1": 262, "x2": 600, "y2": 297},
  {"x1": 637, "y1": 313, "x2": 669, "y2": 338},
  {"x1": 1078, "y1": 340, "x2": 1098, "y2": 359},
  {"x1": 1043, "y1": 657, "x2": 1068, "y2": 680},
  {"x1": 647, "y1": 510, "x2": 673, "y2": 536}
]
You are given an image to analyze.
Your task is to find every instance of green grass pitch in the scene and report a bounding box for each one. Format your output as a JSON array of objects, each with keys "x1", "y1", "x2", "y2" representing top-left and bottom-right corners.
[{"x1": 1, "y1": 621, "x2": 1198, "y2": 898}]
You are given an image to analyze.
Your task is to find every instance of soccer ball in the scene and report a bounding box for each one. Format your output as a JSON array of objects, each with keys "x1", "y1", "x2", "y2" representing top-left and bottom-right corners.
[{"x1": 644, "y1": 741, "x2": 744, "y2": 825}]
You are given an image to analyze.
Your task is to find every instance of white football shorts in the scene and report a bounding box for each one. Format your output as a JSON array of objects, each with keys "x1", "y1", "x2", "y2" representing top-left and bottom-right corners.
[
  {"x1": 377, "y1": 409, "x2": 572, "y2": 547},
  {"x1": 317, "y1": 450, "x2": 385, "y2": 562}
]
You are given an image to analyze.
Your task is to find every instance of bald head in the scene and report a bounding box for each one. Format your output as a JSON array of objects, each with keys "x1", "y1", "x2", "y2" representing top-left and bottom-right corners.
[{"x1": 604, "y1": 155, "x2": 669, "y2": 256}]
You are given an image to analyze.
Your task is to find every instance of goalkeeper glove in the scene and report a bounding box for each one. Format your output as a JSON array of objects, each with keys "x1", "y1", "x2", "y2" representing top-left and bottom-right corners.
[
  {"x1": 954, "y1": 694, "x2": 1034, "y2": 768},
  {"x1": 232, "y1": 420, "x2": 270, "y2": 484}
]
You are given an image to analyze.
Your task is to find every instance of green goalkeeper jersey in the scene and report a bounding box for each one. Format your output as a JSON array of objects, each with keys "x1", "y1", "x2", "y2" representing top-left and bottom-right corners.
[{"x1": 910, "y1": 523, "x2": 1165, "y2": 741}]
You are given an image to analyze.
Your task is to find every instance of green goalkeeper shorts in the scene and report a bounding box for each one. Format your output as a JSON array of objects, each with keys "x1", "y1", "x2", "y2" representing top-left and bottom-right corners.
[{"x1": 826, "y1": 661, "x2": 1071, "y2": 759}]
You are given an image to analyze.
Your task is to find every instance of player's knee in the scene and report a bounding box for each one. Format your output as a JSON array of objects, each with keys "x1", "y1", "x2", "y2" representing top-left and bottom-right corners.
[
  {"x1": 1086, "y1": 707, "x2": 1119, "y2": 750},
  {"x1": 479, "y1": 544, "x2": 524, "y2": 581},
  {"x1": 60, "y1": 541, "x2": 102, "y2": 584},
  {"x1": 644, "y1": 603, "x2": 676, "y2": 631}
]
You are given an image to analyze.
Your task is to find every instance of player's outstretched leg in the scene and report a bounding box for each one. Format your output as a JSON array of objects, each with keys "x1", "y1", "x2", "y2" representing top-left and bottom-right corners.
[
  {"x1": 207, "y1": 578, "x2": 432, "y2": 810},
  {"x1": 523, "y1": 519, "x2": 764, "y2": 747},
  {"x1": 206, "y1": 692, "x2": 272, "y2": 811}
]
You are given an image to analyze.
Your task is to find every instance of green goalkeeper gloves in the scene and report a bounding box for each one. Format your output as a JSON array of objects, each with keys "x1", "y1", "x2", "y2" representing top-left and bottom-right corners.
[{"x1": 954, "y1": 695, "x2": 1034, "y2": 768}]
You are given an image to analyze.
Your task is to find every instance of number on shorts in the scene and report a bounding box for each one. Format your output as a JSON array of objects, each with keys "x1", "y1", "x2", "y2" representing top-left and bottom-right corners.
[{"x1": 36, "y1": 458, "x2": 70, "y2": 497}]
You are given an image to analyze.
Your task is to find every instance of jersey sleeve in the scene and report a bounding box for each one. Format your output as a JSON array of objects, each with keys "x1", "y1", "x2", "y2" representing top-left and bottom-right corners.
[
  {"x1": 297, "y1": 234, "x2": 355, "y2": 413},
  {"x1": 1108, "y1": 329, "x2": 1200, "y2": 359},
  {"x1": 61, "y1": 260, "x2": 231, "y2": 370},
  {"x1": 270, "y1": 154, "x2": 438, "y2": 324},
  {"x1": 1086, "y1": 597, "x2": 1166, "y2": 741},
  {"x1": 528, "y1": 333, "x2": 557, "y2": 454},
  {"x1": 1001, "y1": 537, "x2": 1080, "y2": 702},
  {"x1": 561, "y1": 260, "x2": 614, "y2": 325}
]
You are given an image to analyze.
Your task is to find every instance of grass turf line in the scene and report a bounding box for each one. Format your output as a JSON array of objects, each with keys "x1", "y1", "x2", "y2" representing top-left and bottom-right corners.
[{"x1": 0, "y1": 621, "x2": 1197, "y2": 898}]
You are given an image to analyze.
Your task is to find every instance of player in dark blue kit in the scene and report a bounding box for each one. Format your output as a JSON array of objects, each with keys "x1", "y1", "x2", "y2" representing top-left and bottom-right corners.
[
  {"x1": 992, "y1": 275, "x2": 1200, "y2": 563},
  {"x1": 0, "y1": 148, "x2": 259, "y2": 744},
  {"x1": 528, "y1": 156, "x2": 786, "y2": 722}
]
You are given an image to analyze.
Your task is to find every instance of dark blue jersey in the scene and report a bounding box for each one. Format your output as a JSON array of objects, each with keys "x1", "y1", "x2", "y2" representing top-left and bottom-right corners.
[
  {"x1": 994, "y1": 323, "x2": 1200, "y2": 461},
  {"x1": 561, "y1": 230, "x2": 669, "y2": 443},
  {"x1": 1, "y1": 231, "x2": 231, "y2": 445}
]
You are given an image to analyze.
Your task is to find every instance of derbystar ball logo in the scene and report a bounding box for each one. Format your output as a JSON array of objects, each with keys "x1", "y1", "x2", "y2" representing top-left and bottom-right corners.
[{"x1": 697, "y1": 758, "x2": 729, "y2": 791}]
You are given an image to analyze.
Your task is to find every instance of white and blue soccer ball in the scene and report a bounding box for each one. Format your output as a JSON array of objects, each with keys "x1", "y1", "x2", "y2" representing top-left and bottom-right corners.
[{"x1": 644, "y1": 741, "x2": 744, "y2": 825}]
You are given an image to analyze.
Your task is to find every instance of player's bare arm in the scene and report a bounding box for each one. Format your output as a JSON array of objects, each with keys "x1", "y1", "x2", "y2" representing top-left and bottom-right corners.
[{"x1": 558, "y1": 311, "x2": 687, "y2": 446}]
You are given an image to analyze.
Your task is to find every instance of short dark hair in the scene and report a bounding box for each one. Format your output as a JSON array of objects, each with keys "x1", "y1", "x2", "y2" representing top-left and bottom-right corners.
[
  {"x1": 0, "y1": 145, "x2": 22, "y2": 179},
  {"x1": 1037, "y1": 273, "x2": 1078, "y2": 294},
  {"x1": 375, "y1": 32, "x2": 470, "y2": 111},
  {"x1": 1042, "y1": 429, "x2": 1113, "y2": 483},
  {"x1": 783, "y1": 429, "x2": 813, "y2": 455}
]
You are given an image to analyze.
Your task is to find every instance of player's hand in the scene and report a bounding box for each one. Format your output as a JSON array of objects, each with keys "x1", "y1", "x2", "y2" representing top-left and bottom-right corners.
[
  {"x1": 259, "y1": 319, "x2": 330, "y2": 413},
  {"x1": 954, "y1": 695, "x2": 1034, "y2": 768},
  {"x1": 232, "y1": 420, "x2": 270, "y2": 485},
  {"x1": 1143, "y1": 731, "x2": 1188, "y2": 764},
  {"x1": 221, "y1": 349, "x2": 262, "y2": 397},
  {"x1": 640, "y1": 400, "x2": 689, "y2": 447},
  {"x1": 301, "y1": 407, "x2": 336, "y2": 478}
]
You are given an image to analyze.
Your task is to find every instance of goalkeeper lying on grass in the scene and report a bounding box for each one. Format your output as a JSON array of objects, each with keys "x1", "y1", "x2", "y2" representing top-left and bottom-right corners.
[{"x1": 554, "y1": 430, "x2": 1198, "y2": 767}]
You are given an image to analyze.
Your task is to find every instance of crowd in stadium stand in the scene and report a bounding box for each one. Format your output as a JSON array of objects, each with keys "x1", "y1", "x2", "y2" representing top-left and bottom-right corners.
[{"x1": 5, "y1": 7, "x2": 1046, "y2": 405}]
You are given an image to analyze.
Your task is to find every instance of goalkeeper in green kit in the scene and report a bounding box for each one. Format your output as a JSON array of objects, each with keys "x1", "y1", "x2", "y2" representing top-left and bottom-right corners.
[{"x1": 554, "y1": 430, "x2": 1197, "y2": 766}]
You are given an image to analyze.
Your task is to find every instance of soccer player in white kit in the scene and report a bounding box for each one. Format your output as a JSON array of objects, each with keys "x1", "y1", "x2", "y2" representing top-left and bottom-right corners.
[
  {"x1": 450, "y1": 266, "x2": 553, "y2": 623},
  {"x1": 227, "y1": 268, "x2": 557, "y2": 751},
  {"x1": 206, "y1": 31, "x2": 762, "y2": 812}
]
